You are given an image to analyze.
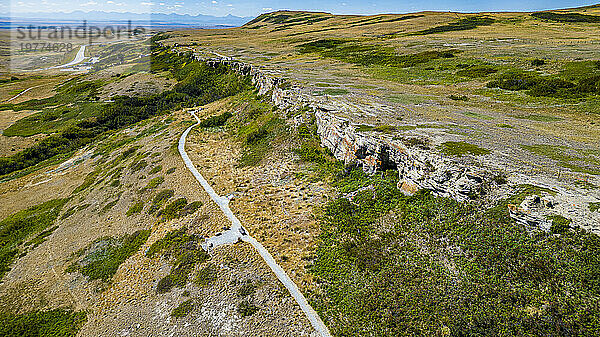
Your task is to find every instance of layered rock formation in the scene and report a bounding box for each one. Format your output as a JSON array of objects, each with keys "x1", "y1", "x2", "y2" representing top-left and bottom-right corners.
[{"x1": 198, "y1": 54, "x2": 599, "y2": 234}]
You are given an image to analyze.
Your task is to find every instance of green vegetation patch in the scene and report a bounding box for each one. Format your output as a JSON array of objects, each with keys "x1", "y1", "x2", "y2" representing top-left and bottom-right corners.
[
  {"x1": 148, "y1": 189, "x2": 175, "y2": 214},
  {"x1": 0, "y1": 309, "x2": 86, "y2": 337},
  {"x1": 548, "y1": 214, "x2": 572, "y2": 234},
  {"x1": 227, "y1": 91, "x2": 287, "y2": 167},
  {"x1": 460, "y1": 111, "x2": 494, "y2": 120},
  {"x1": 67, "y1": 230, "x2": 150, "y2": 282},
  {"x1": 411, "y1": 16, "x2": 495, "y2": 35},
  {"x1": 590, "y1": 202, "x2": 600, "y2": 212},
  {"x1": 199, "y1": 111, "x2": 233, "y2": 128},
  {"x1": 297, "y1": 39, "x2": 458, "y2": 69},
  {"x1": 313, "y1": 88, "x2": 349, "y2": 96},
  {"x1": 171, "y1": 299, "x2": 194, "y2": 318},
  {"x1": 310, "y1": 175, "x2": 600, "y2": 336},
  {"x1": 531, "y1": 11, "x2": 600, "y2": 23},
  {"x1": 194, "y1": 264, "x2": 217, "y2": 286},
  {"x1": 487, "y1": 69, "x2": 600, "y2": 99},
  {"x1": 456, "y1": 64, "x2": 497, "y2": 78},
  {"x1": 126, "y1": 201, "x2": 144, "y2": 216},
  {"x1": 0, "y1": 198, "x2": 68, "y2": 280},
  {"x1": 521, "y1": 144, "x2": 600, "y2": 175},
  {"x1": 149, "y1": 165, "x2": 162, "y2": 174},
  {"x1": 147, "y1": 228, "x2": 209, "y2": 293},
  {"x1": 439, "y1": 141, "x2": 490, "y2": 156},
  {"x1": 237, "y1": 300, "x2": 259, "y2": 317},
  {"x1": 0, "y1": 48, "x2": 252, "y2": 177},
  {"x1": 144, "y1": 176, "x2": 164, "y2": 190}
]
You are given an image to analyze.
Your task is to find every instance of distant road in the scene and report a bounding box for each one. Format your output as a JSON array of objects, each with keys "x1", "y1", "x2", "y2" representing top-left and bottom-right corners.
[
  {"x1": 50, "y1": 45, "x2": 87, "y2": 69},
  {"x1": 22, "y1": 45, "x2": 87, "y2": 72},
  {"x1": 179, "y1": 110, "x2": 332, "y2": 337}
]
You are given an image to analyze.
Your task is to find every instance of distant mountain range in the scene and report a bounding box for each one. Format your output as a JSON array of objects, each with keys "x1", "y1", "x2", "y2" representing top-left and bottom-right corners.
[{"x1": 3, "y1": 11, "x2": 253, "y2": 28}]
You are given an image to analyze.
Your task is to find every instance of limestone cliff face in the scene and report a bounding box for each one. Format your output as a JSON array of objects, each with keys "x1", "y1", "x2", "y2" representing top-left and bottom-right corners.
[
  {"x1": 203, "y1": 56, "x2": 492, "y2": 202},
  {"x1": 198, "y1": 55, "x2": 599, "y2": 234}
]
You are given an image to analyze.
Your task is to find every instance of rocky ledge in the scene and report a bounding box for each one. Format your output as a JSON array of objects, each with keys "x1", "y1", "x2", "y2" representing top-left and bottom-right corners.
[{"x1": 200, "y1": 55, "x2": 600, "y2": 234}]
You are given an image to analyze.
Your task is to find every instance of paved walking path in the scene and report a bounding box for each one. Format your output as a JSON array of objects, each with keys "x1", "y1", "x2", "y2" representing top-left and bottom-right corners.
[{"x1": 178, "y1": 109, "x2": 332, "y2": 337}]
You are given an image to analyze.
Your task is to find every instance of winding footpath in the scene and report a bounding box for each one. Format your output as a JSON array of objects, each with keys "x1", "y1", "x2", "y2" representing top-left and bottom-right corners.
[
  {"x1": 179, "y1": 110, "x2": 332, "y2": 337},
  {"x1": 3, "y1": 85, "x2": 42, "y2": 103}
]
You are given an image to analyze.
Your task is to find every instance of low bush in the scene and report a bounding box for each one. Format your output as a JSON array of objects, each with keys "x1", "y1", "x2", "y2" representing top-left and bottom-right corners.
[
  {"x1": 67, "y1": 230, "x2": 150, "y2": 282},
  {"x1": 0, "y1": 309, "x2": 86, "y2": 337},
  {"x1": 126, "y1": 202, "x2": 144, "y2": 216},
  {"x1": 147, "y1": 228, "x2": 209, "y2": 293},
  {"x1": 237, "y1": 300, "x2": 259, "y2": 317},
  {"x1": 171, "y1": 300, "x2": 194, "y2": 318},
  {"x1": 0, "y1": 49, "x2": 252, "y2": 177},
  {"x1": 449, "y1": 94, "x2": 468, "y2": 101},
  {"x1": 0, "y1": 199, "x2": 68, "y2": 280},
  {"x1": 144, "y1": 176, "x2": 164, "y2": 189},
  {"x1": 456, "y1": 64, "x2": 497, "y2": 77},
  {"x1": 531, "y1": 11, "x2": 600, "y2": 23},
  {"x1": 439, "y1": 141, "x2": 490, "y2": 156},
  {"x1": 199, "y1": 111, "x2": 233, "y2": 128},
  {"x1": 412, "y1": 16, "x2": 495, "y2": 35},
  {"x1": 310, "y1": 175, "x2": 600, "y2": 336},
  {"x1": 194, "y1": 264, "x2": 217, "y2": 286},
  {"x1": 531, "y1": 59, "x2": 546, "y2": 66},
  {"x1": 149, "y1": 165, "x2": 162, "y2": 174}
]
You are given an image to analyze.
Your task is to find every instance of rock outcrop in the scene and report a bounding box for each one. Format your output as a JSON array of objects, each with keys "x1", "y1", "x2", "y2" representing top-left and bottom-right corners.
[{"x1": 197, "y1": 54, "x2": 599, "y2": 234}]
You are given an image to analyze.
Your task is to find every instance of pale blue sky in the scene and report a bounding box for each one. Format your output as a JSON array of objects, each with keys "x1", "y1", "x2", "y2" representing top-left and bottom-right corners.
[{"x1": 7, "y1": 0, "x2": 599, "y2": 17}]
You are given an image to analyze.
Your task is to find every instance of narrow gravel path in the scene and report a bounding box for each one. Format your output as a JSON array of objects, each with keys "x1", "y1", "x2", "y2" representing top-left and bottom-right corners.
[
  {"x1": 4, "y1": 85, "x2": 42, "y2": 103},
  {"x1": 179, "y1": 109, "x2": 332, "y2": 337}
]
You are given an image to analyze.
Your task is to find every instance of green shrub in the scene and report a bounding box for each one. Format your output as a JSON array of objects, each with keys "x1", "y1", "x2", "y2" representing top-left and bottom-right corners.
[
  {"x1": 144, "y1": 176, "x2": 164, "y2": 189},
  {"x1": 0, "y1": 309, "x2": 86, "y2": 337},
  {"x1": 456, "y1": 65, "x2": 497, "y2": 78},
  {"x1": 0, "y1": 199, "x2": 68, "y2": 280},
  {"x1": 237, "y1": 281, "x2": 258, "y2": 297},
  {"x1": 100, "y1": 198, "x2": 119, "y2": 213},
  {"x1": 171, "y1": 300, "x2": 194, "y2": 318},
  {"x1": 148, "y1": 228, "x2": 209, "y2": 293},
  {"x1": 531, "y1": 11, "x2": 600, "y2": 23},
  {"x1": 166, "y1": 167, "x2": 176, "y2": 174},
  {"x1": 72, "y1": 170, "x2": 100, "y2": 194},
  {"x1": 130, "y1": 159, "x2": 148, "y2": 172},
  {"x1": 199, "y1": 111, "x2": 233, "y2": 128},
  {"x1": 372, "y1": 125, "x2": 396, "y2": 133},
  {"x1": 439, "y1": 141, "x2": 490, "y2": 156},
  {"x1": 449, "y1": 94, "x2": 468, "y2": 101},
  {"x1": 149, "y1": 165, "x2": 162, "y2": 174},
  {"x1": 297, "y1": 39, "x2": 457, "y2": 68},
  {"x1": 67, "y1": 230, "x2": 150, "y2": 282},
  {"x1": 549, "y1": 215, "x2": 572, "y2": 234},
  {"x1": 152, "y1": 189, "x2": 174, "y2": 205},
  {"x1": 159, "y1": 198, "x2": 188, "y2": 220},
  {"x1": 126, "y1": 202, "x2": 144, "y2": 216},
  {"x1": 194, "y1": 264, "x2": 217, "y2": 286},
  {"x1": 237, "y1": 300, "x2": 258, "y2": 317},
  {"x1": 590, "y1": 202, "x2": 600, "y2": 212},
  {"x1": 412, "y1": 16, "x2": 495, "y2": 35},
  {"x1": 180, "y1": 201, "x2": 203, "y2": 217},
  {"x1": 148, "y1": 189, "x2": 174, "y2": 214}
]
